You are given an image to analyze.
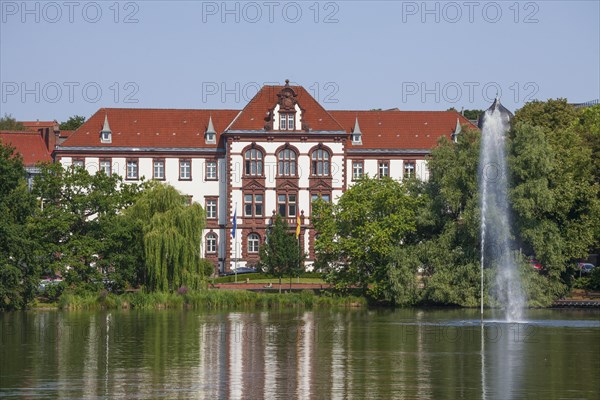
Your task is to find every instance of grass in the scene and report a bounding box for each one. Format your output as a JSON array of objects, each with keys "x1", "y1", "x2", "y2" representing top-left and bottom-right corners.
[
  {"x1": 212, "y1": 273, "x2": 326, "y2": 284},
  {"x1": 58, "y1": 289, "x2": 366, "y2": 311},
  {"x1": 219, "y1": 278, "x2": 326, "y2": 284}
]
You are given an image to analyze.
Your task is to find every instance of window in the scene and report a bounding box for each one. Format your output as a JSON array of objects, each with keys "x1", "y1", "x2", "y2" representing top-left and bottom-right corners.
[
  {"x1": 206, "y1": 132, "x2": 216, "y2": 144},
  {"x1": 205, "y1": 160, "x2": 217, "y2": 180},
  {"x1": 99, "y1": 159, "x2": 111, "y2": 175},
  {"x1": 311, "y1": 193, "x2": 331, "y2": 213},
  {"x1": 179, "y1": 159, "x2": 191, "y2": 180},
  {"x1": 126, "y1": 159, "x2": 138, "y2": 180},
  {"x1": 352, "y1": 161, "x2": 364, "y2": 180},
  {"x1": 352, "y1": 133, "x2": 361, "y2": 143},
  {"x1": 311, "y1": 149, "x2": 330, "y2": 176},
  {"x1": 379, "y1": 161, "x2": 389, "y2": 178},
  {"x1": 244, "y1": 149, "x2": 263, "y2": 176},
  {"x1": 206, "y1": 199, "x2": 217, "y2": 219},
  {"x1": 404, "y1": 161, "x2": 415, "y2": 179},
  {"x1": 311, "y1": 193, "x2": 331, "y2": 203},
  {"x1": 153, "y1": 159, "x2": 165, "y2": 180},
  {"x1": 279, "y1": 113, "x2": 295, "y2": 130},
  {"x1": 278, "y1": 148, "x2": 297, "y2": 176},
  {"x1": 278, "y1": 193, "x2": 297, "y2": 217},
  {"x1": 248, "y1": 233, "x2": 260, "y2": 253},
  {"x1": 101, "y1": 131, "x2": 111, "y2": 143},
  {"x1": 244, "y1": 193, "x2": 263, "y2": 217},
  {"x1": 72, "y1": 159, "x2": 84, "y2": 169},
  {"x1": 206, "y1": 233, "x2": 217, "y2": 254}
]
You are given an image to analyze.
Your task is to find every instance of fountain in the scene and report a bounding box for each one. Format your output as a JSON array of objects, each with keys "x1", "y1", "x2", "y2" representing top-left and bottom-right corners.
[{"x1": 478, "y1": 98, "x2": 525, "y2": 322}]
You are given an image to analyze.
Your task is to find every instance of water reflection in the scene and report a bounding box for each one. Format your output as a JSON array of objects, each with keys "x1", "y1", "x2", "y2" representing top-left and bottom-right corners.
[{"x1": 1, "y1": 309, "x2": 599, "y2": 399}]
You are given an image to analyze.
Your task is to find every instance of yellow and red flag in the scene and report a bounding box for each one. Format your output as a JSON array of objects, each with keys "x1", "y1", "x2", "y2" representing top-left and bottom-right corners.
[{"x1": 296, "y1": 215, "x2": 301, "y2": 238}]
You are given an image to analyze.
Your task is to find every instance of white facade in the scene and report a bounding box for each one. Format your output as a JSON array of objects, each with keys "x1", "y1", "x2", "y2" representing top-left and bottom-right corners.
[{"x1": 56, "y1": 83, "x2": 469, "y2": 274}]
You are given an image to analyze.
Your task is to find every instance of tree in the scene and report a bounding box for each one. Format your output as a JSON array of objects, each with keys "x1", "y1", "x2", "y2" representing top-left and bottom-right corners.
[
  {"x1": 416, "y1": 131, "x2": 483, "y2": 306},
  {"x1": 29, "y1": 163, "x2": 143, "y2": 290},
  {"x1": 258, "y1": 215, "x2": 305, "y2": 292},
  {"x1": 512, "y1": 98, "x2": 580, "y2": 133},
  {"x1": 446, "y1": 108, "x2": 482, "y2": 120},
  {"x1": 509, "y1": 113, "x2": 599, "y2": 295},
  {"x1": 312, "y1": 177, "x2": 421, "y2": 302},
  {"x1": 573, "y1": 104, "x2": 600, "y2": 186},
  {"x1": 0, "y1": 114, "x2": 25, "y2": 131},
  {"x1": 463, "y1": 109, "x2": 483, "y2": 120},
  {"x1": 126, "y1": 183, "x2": 209, "y2": 291},
  {"x1": 60, "y1": 115, "x2": 86, "y2": 131},
  {"x1": 0, "y1": 141, "x2": 38, "y2": 310}
]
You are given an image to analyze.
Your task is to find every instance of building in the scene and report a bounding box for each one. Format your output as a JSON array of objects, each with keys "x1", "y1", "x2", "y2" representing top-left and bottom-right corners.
[
  {"x1": 55, "y1": 81, "x2": 474, "y2": 273},
  {"x1": 0, "y1": 131, "x2": 52, "y2": 188}
]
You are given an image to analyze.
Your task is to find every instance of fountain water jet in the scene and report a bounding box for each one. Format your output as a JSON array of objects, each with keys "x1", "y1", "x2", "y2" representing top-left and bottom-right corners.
[{"x1": 478, "y1": 99, "x2": 525, "y2": 322}]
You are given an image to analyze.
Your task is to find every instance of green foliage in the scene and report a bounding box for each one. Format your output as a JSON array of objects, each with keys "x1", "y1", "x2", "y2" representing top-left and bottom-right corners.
[
  {"x1": 463, "y1": 109, "x2": 483, "y2": 120},
  {"x1": 412, "y1": 131, "x2": 483, "y2": 306},
  {"x1": 512, "y1": 98, "x2": 580, "y2": 133},
  {"x1": 0, "y1": 114, "x2": 25, "y2": 131},
  {"x1": 587, "y1": 267, "x2": 600, "y2": 291},
  {"x1": 29, "y1": 163, "x2": 143, "y2": 287},
  {"x1": 313, "y1": 177, "x2": 421, "y2": 297},
  {"x1": 58, "y1": 289, "x2": 366, "y2": 310},
  {"x1": 510, "y1": 104, "x2": 599, "y2": 289},
  {"x1": 0, "y1": 141, "x2": 38, "y2": 310},
  {"x1": 258, "y1": 215, "x2": 306, "y2": 288},
  {"x1": 127, "y1": 183, "x2": 208, "y2": 291},
  {"x1": 59, "y1": 115, "x2": 86, "y2": 130}
]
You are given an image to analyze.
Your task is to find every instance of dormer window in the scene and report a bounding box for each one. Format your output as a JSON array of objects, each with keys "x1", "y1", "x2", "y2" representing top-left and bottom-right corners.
[
  {"x1": 352, "y1": 116, "x2": 362, "y2": 145},
  {"x1": 205, "y1": 116, "x2": 217, "y2": 144},
  {"x1": 100, "y1": 114, "x2": 112, "y2": 143},
  {"x1": 280, "y1": 113, "x2": 295, "y2": 131}
]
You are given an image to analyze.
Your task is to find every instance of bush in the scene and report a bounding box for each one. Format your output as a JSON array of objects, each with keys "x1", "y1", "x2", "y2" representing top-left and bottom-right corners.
[{"x1": 587, "y1": 267, "x2": 600, "y2": 291}]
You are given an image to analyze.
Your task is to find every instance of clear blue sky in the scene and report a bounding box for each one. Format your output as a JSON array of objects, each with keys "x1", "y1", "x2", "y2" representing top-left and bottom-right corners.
[{"x1": 1, "y1": 0, "x2": 599, "y2": 122}]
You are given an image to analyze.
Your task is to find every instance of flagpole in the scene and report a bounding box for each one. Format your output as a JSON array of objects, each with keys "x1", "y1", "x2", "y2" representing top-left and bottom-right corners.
[{"x1": 232, "y1": 202, "x2": 238, "y2": 283}]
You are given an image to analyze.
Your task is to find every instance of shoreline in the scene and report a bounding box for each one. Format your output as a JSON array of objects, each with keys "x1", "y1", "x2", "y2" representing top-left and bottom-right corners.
[{"x1": 20, "y1": 289, "x2": 600, "y2": 312}]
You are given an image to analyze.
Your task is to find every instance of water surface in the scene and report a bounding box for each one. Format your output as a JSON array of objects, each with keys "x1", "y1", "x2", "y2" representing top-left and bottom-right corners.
[{"x1": 1, "y1": 308, "x2": 598, "y2": 399}]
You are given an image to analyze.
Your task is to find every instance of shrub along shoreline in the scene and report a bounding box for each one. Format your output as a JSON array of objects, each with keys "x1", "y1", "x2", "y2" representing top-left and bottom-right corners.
[{"x1": 57, "y1": 289, "x2": 367, "y2": 311}]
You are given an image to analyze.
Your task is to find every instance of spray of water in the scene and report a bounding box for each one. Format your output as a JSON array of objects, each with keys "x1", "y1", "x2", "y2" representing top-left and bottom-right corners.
[{"x1": 479, "y1": 103, "x2": 525, "y2": 322}]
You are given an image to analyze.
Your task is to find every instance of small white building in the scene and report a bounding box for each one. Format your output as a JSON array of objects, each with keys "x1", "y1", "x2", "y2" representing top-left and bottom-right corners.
[{"x1": 55, "y1": 81, "x2": 474, "y2": 273}]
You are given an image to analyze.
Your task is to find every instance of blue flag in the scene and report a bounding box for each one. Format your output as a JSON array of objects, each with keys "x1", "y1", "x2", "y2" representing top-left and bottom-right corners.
[{"x1": 231, "y1": 206, "x2": 237, "y2": 238}]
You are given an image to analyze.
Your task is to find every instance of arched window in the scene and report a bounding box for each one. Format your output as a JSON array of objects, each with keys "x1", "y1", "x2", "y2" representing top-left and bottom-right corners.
[
  {"x1": 248, "y1": 233, "x2": 260, "y2": 253},
  {"x1": 206, "y1": 233, "x2": 218, "y2": 254},
  {"x1": 278, "y1": 148, "x2": 297, "y2": 176},
  {"x1": 244, "y1": 149, "x2": 263, "y2": 176},
  {"x1": 311, "y1": 149, "x2": 330, "y2": 176}
]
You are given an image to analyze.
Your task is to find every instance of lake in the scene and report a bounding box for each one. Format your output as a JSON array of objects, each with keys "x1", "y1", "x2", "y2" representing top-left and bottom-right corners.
[{"x1": 1, "y1": 308, "x2": 599, "y2": 399}]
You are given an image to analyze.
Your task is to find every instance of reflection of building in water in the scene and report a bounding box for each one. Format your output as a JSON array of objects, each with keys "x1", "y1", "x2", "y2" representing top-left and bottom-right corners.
[{"x1": 296, "y1": 312, "x2": 314, "y2": 400}]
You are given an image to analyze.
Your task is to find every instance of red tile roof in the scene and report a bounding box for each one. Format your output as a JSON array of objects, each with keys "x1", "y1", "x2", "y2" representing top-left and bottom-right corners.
[
  {"x1": 61, "y1": 108, "x2": 240, "y2": 149},
  {"x1": 228, "y1": 85, "x2": 344, "y2": 132},
  {"x1": 21, "y1": 121, "x2": 58, "y2": 130},
  {"x1": 59, "y1": 130, "x2": 76, "y2": 138},
  {"x1": 0, "y1": 131, "x2": 52, "y2": 165},
  {"x1": 330, "y1": 110, "x2": 475, "y2": 150},
  {"x1": 58, "y1": 85, "x2": 477, "y2": 152}
]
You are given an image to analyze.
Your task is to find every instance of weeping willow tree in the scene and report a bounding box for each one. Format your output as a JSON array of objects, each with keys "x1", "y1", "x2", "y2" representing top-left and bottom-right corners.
[{"x1": 128, "y1": 183, "x2": 207, "y2": 291}]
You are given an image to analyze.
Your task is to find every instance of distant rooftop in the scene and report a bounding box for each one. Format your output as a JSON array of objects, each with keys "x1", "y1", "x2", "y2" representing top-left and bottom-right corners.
[{"x1": 570, "y1": 99, "x2": 599, "y2": 108}]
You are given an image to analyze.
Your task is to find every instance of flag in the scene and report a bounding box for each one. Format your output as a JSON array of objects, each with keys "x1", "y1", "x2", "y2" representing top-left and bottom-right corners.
[
  {"x1": 295, "y1": 214, "x2": 301, "y2": 238},
  {"x1": 231, "y1": 206, "x2": 237, "y2": 238}
]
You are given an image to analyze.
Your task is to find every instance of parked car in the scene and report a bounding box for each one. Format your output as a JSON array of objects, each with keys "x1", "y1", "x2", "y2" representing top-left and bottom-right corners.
[
  {"x1": 577, "y1": 263, "x2": 595, "y2": 274},
  {"x1": 529, "y1": 259, "x2": 543, "y2": 270},
  {"x1": 38, "y1": 277, "x2": 64, "y2": 292},
  {"x1": 219, "y1": 267, "x2": 257, "y2": 276}
]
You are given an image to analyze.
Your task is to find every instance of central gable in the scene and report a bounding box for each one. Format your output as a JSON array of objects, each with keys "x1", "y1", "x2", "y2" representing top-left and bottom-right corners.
[{"x1": 228, "y1": 81, "x2": 345, "y2": 133}]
